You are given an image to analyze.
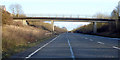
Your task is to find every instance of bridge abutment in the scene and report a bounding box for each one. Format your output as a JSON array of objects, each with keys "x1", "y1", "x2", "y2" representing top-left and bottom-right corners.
[
  {"x1": 13, "y1": 19, "x2": 28, "y2": 25},
  {"x1": 22, "y1": 20, "x2": 28, "y2": 25}
]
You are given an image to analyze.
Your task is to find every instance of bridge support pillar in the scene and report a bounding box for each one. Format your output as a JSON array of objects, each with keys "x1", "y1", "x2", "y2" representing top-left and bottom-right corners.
[
  {"x1": 116, "y1": 16, "x2": 120, "y2": 33},
  {"x1": 51, "y1": 20, "x2": 54, "y2": 32},
  {"x1": 93, "y1": 22, "x2": 97, "y2": 34},
  {"x1": 109, "y1": 21, "x2": 115, "y2": 32}
]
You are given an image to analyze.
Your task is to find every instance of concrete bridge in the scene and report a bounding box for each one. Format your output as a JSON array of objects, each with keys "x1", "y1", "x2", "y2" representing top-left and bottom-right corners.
[{"x1": 13, "y1": 16, "x2": 117, "y2": 34}]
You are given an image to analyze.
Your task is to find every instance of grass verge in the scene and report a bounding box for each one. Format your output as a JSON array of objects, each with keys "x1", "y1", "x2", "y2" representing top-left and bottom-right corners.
[{"x1": 2, "y1": 35, "x2": 56, "y2": 58}]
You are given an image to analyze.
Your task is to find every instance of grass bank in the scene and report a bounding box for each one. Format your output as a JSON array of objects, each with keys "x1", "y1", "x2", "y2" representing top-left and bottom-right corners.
[{"x1": 2, "y1": 25, "x2": 54, "y2": 58}]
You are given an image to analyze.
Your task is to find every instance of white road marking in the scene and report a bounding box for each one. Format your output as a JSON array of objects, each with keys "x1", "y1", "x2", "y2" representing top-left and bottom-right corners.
[
  {"x1": 25, "y1": 35, "x2": 60, "y2": 59},
  {"x1": 66, "y1": 36, "x2": 75, "y2": 60},
  {"x1": 113, "y1": 46, "x2": 120, "y2": 50},
  {"x1": 100, "y1": 37, "x2": 120, "y2": 40},
  {"x1": 110, "y1": 38, "x2": 120, "y2": 40},
  {"x1": 97, "y1": 42, "x2": 104, "y2": 44},
  {"x1": 85, "y1": 38, "x2": 88, "y2": 39},
  {"x1": 89, "y1": 39, "x2": 93, "y2": 41}
]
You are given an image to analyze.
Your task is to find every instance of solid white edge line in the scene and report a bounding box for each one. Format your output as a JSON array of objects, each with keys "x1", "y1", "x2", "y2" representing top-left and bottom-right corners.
[
  {"x1": 113, "y1": 46, "x2": 120, "y2": 50},
  {"x1": 25, "y1": 35, "x2": 60, "y2": 59},
  {"x1": 66, "y1": 36, "x2": 75, "y2": 60}
]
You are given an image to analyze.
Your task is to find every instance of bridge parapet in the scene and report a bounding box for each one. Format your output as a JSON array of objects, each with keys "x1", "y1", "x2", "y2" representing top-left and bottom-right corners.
[{"x1": 24, "y1": 14, "x2": 97, "y2": 18}]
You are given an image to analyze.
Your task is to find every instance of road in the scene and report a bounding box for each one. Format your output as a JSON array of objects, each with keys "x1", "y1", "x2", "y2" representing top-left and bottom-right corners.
[{"x1": 12, "y1": 33, "x2": 120, "y2": 60}]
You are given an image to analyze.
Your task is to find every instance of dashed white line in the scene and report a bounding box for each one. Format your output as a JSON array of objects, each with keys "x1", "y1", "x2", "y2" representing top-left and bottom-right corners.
[
  {"x1": 89, "y1": 39, "x2": 93, "y2": 41},
  {"x1": 66, "y1": 36, "x2": 75, "y2": 60},
  {"x1": 97, "y1": 42, "x2": 104, "y2": 45},
  {"x1": 85, "y1": 38, "x2": 88, "y2": 39},
  {"x1": 113, "y1": 46, "x2": 120, "y2": 50},
  {"x1": 25, "y1": 35, "x2": 60, "y2": 59}
]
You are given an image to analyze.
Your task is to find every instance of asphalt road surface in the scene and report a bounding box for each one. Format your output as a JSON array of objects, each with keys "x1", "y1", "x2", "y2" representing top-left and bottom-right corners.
[{"x1": 11, "y1": 33, "x2": 120, "y2": 60}]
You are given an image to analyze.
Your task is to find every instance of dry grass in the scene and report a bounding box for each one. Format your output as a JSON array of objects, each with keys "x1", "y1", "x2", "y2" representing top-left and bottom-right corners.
[
  {"x1": 29, "y1": 21, "x2": 67, "y2": 34},
  {"x1": 72, "y1": 22, "x2": 120, "y2": 38},
  {"x1": 2, "y1": 10, "x2": 67, "y2": 58},
  {"x1": 2, "y1": 25, "x2": 52, "y2": 58},
  {"x1": 54, "y1": 26, "x2": 67, "y2": 34},
  {"x1": 1, "y1": 10, "x2": 58, "y2": 58}
]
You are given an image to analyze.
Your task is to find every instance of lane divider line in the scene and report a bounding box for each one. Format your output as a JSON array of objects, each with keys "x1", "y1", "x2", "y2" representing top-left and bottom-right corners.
[
  {"x1": 89, "y1": 39, "x2": 93, "y2": 41},
  {"x1": 113, "y1": 46, "x2": 120, "y2": 50},
  {"x1": 25, "y1": 35, "x2": 60, "y2": 59},
  {"x1": 66, "y1": 36, "x2": 75, "y2": 60},
  {"x1": 85, "y1": 38, "x2": 88, "y2": 39},
  {"x1": 97, "y1": 42, "x2": 104, "y2": 45}
]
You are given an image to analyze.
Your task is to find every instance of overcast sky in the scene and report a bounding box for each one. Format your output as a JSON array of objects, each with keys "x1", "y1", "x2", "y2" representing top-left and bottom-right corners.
[{"x1": 0, "y1": 0, "x2": 119, "y2": 31}]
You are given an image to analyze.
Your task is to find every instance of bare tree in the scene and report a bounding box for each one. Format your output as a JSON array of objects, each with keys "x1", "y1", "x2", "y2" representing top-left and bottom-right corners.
[
  {"x1": 94, "y1": 13, "x2": 110, "y2": 19},
  {"x1": 111, "y1": 9, "x2": 119, "y2": 19},
  {"x1": 111, "y1": 1, "x2": 120, "y2": 19},
  {"x1": 9, "y1": 4, "x2": 24, "y2": 17},
  {"x1": 111, "y1": 1, "x2": 120, "y2": 33}
]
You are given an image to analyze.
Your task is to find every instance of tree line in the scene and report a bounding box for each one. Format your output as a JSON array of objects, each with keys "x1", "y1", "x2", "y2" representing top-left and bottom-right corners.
[{"x1": 72, "y1": 2, "x2": 120, "y2": 38}]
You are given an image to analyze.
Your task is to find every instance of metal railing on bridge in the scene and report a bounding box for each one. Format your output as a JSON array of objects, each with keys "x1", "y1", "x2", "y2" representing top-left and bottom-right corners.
[{"x1": 24, "y1": 14, "x2": 97, "y2": 18}]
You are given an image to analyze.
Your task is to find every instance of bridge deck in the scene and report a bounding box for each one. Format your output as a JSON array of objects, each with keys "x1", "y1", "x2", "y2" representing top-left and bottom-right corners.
[{"x1": 13, "y1": 17, "x2": 116, "y2": 22}]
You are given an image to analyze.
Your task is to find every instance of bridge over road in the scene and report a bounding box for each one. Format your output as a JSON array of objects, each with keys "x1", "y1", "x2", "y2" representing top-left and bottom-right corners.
[{"x1": 13, "y1": 16, "x2": 117, "y2": 34}]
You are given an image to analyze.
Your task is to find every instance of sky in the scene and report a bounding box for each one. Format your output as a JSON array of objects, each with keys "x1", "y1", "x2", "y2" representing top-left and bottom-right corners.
[
  {"x1": 45, "y1": 21, "x2": 90, "y2": 31},
  {"x1": 0, "y1": 0, "x2": 120, "y2": 31}
]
